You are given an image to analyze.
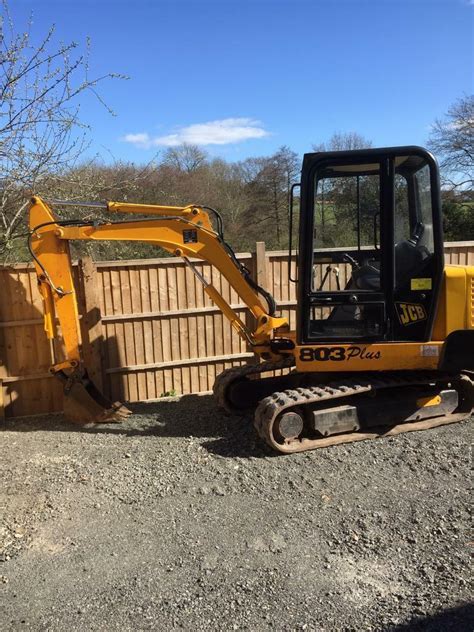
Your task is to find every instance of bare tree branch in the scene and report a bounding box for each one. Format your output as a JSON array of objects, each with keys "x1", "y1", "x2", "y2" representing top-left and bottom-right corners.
[
  {"x1": 428, "y1": 95, "x2": 474, "y2": 189},
  {"x1": 0, "y1": 0, "x2": 127, "y2": 260}
]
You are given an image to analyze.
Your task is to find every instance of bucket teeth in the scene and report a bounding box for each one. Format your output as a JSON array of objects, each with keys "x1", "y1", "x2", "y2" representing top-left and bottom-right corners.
[
  {"x1": 100, "y1": 401, "x2": 132, "y2": 422},
  {"x1": 61, "y1": 377, "x2": 131, "y2": 425}
]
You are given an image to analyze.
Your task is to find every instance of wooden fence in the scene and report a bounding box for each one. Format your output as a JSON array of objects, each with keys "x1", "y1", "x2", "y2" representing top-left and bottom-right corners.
[{"x1": 1, "y1": 241, "x2": 473, "y2": 419}]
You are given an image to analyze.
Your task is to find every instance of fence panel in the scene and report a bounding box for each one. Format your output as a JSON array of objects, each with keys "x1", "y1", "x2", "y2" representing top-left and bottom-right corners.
[
  {"x1": 444, "y1": 242, "x2": 474, "y2": 266},
  {"x1": 95, "y1": 256, "x2": 255, "y2": 403},
  {"x1": 0, "y1": 265, "x2": 61, "y2": 417},
  {"x1": 1, "y1": 240, "x2": 473, "y2": 418}
]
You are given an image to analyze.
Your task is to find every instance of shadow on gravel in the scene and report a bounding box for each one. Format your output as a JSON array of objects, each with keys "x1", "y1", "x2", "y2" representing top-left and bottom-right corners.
[
  {"x1": 2, "y1": 394, "x2": 276, "y2": 459},
  {"x1": 389, "y1": 602, "x2": 474, "y2": 632},
  {"x1": 133, "y1": 397, "x2": 276, "y2": 459}
]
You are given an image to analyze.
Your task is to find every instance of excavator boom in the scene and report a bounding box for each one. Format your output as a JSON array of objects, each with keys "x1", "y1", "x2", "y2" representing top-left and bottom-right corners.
[{"x1": 28, "y1": 196, "x2": 288, "y2": 424}]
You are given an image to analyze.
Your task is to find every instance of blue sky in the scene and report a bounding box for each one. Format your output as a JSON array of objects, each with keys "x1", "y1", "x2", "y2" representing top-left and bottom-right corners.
[{"x1": 11, "y1": 0, "x2": 474, "y2": 164}]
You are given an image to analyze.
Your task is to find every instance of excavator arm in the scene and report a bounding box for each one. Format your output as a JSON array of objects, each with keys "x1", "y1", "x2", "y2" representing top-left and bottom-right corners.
[{"x1": 28, "y1": 195, "x2": 288, "y2": 423}]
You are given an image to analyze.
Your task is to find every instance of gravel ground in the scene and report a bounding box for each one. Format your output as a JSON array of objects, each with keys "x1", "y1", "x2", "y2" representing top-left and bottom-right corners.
[{"x1": 0, "y1": 394, "x2": 472, "y2": 631}]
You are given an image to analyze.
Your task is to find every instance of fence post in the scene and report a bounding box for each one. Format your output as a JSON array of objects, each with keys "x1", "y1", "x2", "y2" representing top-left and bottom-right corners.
[
  {"x1": 249, "y1": 242, "x2": 268, "y2": 363},
  {"x1": 0, "y1": 379, "x2": 4, "y2": 424},
  {"x1": 252, "y1": 241, "x2": 268, "y2": 289},
  {"x1": 77, "y1": 257, "x2": 106, "y2": 392}
]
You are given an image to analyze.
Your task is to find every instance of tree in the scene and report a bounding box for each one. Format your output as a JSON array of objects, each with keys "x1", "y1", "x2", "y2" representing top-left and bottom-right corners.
[
  {"x1": 311, "y1": 133, "x2": 374, "y2": 248},
  {"x1": 0, "y1": 2, "x2": 124, "y2": 259},
  {"x1": 428, "y1": 95, "x2": 474, "y2": 189},
  {"x1": 441, "y1": 192, "x2": 474, "y2": 241},
  {"x1": 243, "y1": 146, "x2": 299, "y2": 248},
  {"x1": 312, "y1": 131, "x2": 372, "y2": 152},
  {"x1": 428, "y1": 95, "x2": 474, "y2": 241},
  {"x1": 162, "y1": 144, "x2": 208, "y2": 173}
]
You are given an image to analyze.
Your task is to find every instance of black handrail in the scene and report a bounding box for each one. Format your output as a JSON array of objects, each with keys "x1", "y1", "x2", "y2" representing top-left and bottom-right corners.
[{"x1": 288, "y1": 182, "x2": 300, "y2": 283}]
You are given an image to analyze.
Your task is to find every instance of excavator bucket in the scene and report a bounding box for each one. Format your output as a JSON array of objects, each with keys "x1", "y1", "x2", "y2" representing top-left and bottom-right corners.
[{"x1": 59, "y1": 371, "x2": 131, "y2": 425}]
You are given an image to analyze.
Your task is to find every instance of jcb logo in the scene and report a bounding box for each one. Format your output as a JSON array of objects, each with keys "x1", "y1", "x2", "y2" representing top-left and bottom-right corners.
[{"x1": 396, "y1": 302, "x2": 427, "y2": 326}]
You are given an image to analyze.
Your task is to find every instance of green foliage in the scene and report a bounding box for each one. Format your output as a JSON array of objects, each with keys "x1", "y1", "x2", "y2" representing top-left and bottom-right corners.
[
  {"x1": 160, "y1": 389, "x2": 178, "y2": 398},
  {"x1": 314, "y1": 173, "x2": 380, "y2": 249},
  {"x1": 442, "y1": 196, "x2": 474, "y2": 241}
]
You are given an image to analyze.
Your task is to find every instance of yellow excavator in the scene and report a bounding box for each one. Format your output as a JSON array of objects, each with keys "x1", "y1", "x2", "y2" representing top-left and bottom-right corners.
[{"x1": 28, "y1": 146, "x2": 473, "y2": 453}]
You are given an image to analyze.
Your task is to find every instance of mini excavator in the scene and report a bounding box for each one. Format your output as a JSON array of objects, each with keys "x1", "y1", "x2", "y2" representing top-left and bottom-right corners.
[{"x1": 28, "y1": 146, "x2": 473, "y2": 453}]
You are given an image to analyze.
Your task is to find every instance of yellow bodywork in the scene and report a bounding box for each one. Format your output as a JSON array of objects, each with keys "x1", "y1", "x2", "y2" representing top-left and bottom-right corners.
[{"x1": 432, "y1": 264, "x2": 474, "y2": 338}]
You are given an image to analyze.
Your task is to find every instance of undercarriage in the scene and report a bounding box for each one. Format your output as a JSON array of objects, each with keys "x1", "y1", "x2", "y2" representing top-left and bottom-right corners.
[{"x1": 214, "y1": 360, "x2": 474, "y2": 454}]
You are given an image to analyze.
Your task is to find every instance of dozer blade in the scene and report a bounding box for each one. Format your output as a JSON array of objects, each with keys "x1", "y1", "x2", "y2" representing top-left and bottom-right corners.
[{"x1": 59, "y1": 371, "x2": 131, "y2": 425}]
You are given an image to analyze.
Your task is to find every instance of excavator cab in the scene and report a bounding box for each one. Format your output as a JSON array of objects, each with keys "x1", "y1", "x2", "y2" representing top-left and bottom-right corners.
[{"x1": 296, "y1": 146, "x2": 443, "y2": 344}]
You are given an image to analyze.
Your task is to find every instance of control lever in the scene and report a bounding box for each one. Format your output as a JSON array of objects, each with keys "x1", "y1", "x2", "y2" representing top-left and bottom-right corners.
[{"x1": 342, "y1": 253, "x2": 359, "y2": 268}]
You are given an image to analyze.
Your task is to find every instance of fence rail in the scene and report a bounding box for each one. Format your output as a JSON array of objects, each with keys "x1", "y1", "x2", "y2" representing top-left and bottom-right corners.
[{"x1": 1, "y1": 241, "x2": 473, "y2": 419}]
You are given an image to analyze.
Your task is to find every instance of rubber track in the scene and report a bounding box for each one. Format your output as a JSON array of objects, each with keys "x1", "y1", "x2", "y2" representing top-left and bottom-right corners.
[
  {"x1": 254, "y1": 371, "x2": 473, "y2": 454},
  {"x1": 213, "y1": 356, "x2": 296, "y2": 412}
]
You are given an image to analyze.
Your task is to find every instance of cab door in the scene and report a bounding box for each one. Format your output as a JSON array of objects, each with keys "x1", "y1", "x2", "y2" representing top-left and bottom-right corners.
[{"x1": 392, "y1": 152, "x2": 444, "y2": 341}]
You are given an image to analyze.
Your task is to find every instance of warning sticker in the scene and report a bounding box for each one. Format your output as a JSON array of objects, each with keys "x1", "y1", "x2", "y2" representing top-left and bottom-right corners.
[
  {"x1": 411, "y1": 278, "x2": 432, "y2": 291},
  {"x1": 421, "y1": 345, "x2": 439, "y2": 357}
]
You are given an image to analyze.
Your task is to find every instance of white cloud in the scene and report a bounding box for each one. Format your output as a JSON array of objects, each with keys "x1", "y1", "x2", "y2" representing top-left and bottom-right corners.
[
  {"x1": 122, "y1": 133, "x2": 152, "y2": 147},
  {"x1": 122, "y1": 118, "x2": 270, "y2": 148}
]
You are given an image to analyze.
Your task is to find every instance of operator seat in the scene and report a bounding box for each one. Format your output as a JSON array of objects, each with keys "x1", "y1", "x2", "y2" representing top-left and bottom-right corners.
[
  {"x1": 352, "y1": 232, "x2": 432, "y2": 291},
  {"x1": 352, "y1": 260, "x2": 381, "y2": 290},
  {"x1": 394, "y1": 223, "x2": 433, "y2": 286}
]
